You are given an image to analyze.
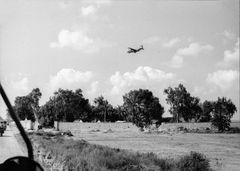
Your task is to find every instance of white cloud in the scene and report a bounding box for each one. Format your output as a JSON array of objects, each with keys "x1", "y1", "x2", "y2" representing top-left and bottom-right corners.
[
  {"x1": 169, "y1": 55, "x2": 184, "y2": 68},
  {"x1": 162, "y1": 38, "x2": 180, "y2": 48},
  {"x1": 177, "y1": 43, "x2": 213, "y2": 56},
  {"x1": 45, "y1": 68, "x2": 104, "y2": 105},
  {"x1": 220, "y1": 38, "x2": 239, "y2": 67},
  {"x1": 224, "y1": 43, "x2": 239, "y2": 62},
  {"x1": 81, "y1": 5, "x2": 97, "y2": 16},
  {"x1": 12, "y1": 77, "x2": 29, "y2": 94},
  {"x1": 80, "y1": 0, "x2": 111, "y2": 17},
  {"x1": 206, "y1": 70, "x2": 239, "y2": 91},
  {"x1": 192, "y1": 86, "x2": 204, "y2": 95},
  {"x1": 223, "y1": 30, "x2": 235, "y2": 40},
  {"x1": 87, "y1": 81, "x2": 99, "y2": 94},
  {"x1": 50, "y1": 29, "x2": 93, "y2": 50},
  {"x1": 110, "y1": 66, "x2": 175, "y2": 95},
  {"x1": 50, "y1": 29, "x2": 111, "y2": 53},
  {"x1": 49, "y1": 68, "x2": 93, "y2": 90},
  {"x1": 168, "y1": 42, "x2": 213, "y2": 68}
]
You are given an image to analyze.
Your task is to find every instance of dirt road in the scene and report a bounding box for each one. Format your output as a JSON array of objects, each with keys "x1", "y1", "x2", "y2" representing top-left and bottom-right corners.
[{"x1": 0, "y1": 127, "x2": 26, "y2": 163}]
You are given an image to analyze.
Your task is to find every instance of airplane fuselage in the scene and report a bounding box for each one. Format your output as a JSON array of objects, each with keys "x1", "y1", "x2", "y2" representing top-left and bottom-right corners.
[{"x1": 127, "y1": 46, "x2": 144, "y2": 53}]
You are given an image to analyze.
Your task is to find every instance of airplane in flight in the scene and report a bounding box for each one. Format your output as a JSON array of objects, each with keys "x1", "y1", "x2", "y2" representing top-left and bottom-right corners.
[{"x1": 127, "y1": 45, "x2": 144, "y2": 53}]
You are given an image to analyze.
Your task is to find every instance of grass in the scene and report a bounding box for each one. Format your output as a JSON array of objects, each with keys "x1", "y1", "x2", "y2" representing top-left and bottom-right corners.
[
  {"x1": 29, "y1": 133, "x2": 210, "y2": 171},
  {"x1": 15, "y1": 122, "x2": 240, "y2": 170},
  {"x1": 177, "y1": 151, "x2": 210, "y2": 171},
  {"x1": 58, "y1": 122, "x2": 240, "y2": 171}
]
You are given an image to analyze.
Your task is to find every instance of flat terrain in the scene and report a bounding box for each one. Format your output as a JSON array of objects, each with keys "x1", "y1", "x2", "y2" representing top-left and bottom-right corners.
[
  {"x1": 60, "y1": 122, "x2": 240, "y2": 171},
  {"x1": 0, "y1": 127, "x2": 26, "y2": 163}
]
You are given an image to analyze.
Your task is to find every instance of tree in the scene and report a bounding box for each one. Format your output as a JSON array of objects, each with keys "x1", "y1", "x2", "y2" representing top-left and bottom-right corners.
[
  {"x1": 14, "y1": 96, "x2": 35, "y2": 121},
  {"x1": 111, "y1": 106, "x2": 126, "y2": 122},
  {"x1": 93, "y1": 96, "x2": 113, "y2": 122},
  {"x1": 51, "y1": 88, "x2": 91, "y2": 122},
  {"x1": 37, "y1": 88, "x2": 91, "y2": 129},
  {"x1": 38, "y1": 98, "x2": 55, "y2": 127},
  {"x1": 164, "y1": 84, "x2": 201, "y2": 122},
  {"x1": 123, "y1": 89, "x2": 164, "y2": 129},
  {"x1": 211, "y1": 97, "x2": 237, "y2": 132},
  {"x1": 196, "y1": 100, "x2": 214, "y2": 122},
  {"x1": 13, "y1": 88, "x2": 42, "y2": 122},
  {"x1": 29, "y1": 88, "x2": 42, "y2": 122}
]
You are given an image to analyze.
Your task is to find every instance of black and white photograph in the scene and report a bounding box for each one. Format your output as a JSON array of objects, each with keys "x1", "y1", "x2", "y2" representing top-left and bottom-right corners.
[{"x1": 0, "y1": 0, "x2": 239, "y2": 170}]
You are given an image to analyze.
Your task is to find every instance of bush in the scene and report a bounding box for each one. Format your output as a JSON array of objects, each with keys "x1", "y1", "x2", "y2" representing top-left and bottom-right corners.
[
  {"x1": 177, "y1": 151, "x2": 210, "y2": 171},
  {"x1": 29, "y1": 134, "x2": 211, "y2": 171}
]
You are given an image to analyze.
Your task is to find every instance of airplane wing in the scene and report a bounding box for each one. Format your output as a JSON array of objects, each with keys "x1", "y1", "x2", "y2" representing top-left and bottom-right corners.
[{"x1": 128, "y1": 47, "x2": 135, "y2": 51}]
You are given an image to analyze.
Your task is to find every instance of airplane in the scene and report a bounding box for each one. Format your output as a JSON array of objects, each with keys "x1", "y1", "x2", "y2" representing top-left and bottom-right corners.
[{"x1": 127, "y1": 45, "x2": 144, "y2": 53}]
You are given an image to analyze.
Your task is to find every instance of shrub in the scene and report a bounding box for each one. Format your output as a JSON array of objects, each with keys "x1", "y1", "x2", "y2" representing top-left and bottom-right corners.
[
  {"x1": 177, "y1": 151, "x2": 210, "y2": 171},
  {"x1": 28, "y1": 134, "x2": 211, "y2": 171}
]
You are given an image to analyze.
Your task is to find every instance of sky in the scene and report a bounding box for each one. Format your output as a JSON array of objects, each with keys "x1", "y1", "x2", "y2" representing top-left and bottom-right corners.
[{"x1": 0, "y1": 0, "x2": 239, "y2": 120}]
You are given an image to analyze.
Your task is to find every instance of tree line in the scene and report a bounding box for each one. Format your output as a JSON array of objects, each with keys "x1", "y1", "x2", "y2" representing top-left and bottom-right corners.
[{"x1": 8, "y1": 84, "x2": 237, "y2": 132}]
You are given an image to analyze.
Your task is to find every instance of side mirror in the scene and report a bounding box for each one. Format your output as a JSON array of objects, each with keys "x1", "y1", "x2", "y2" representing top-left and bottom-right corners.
[{"x1": 2, "y1": 156, "x2": 44, "y2": 171}]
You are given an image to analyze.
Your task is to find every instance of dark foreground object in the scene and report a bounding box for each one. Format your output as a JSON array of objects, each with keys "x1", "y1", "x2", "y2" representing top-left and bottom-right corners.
[{"x1": 0, "y1": 156, "x2": 44, "y2": 171}]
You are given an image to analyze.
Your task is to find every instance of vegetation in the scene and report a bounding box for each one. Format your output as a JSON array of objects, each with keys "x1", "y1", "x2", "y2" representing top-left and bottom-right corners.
[
  {"x1": 164, "y1": 84, "x2": 201, "y2": 122},
  {"x1": 9, "y1": 88, "x2": 42, "y2": 122},
  {"x1": 196, "y1": 100, "x2": 214, "y2": 122},
  {"x1": 38, "y1": 99, "x2": 55, "y2": 127},
  {"x1": 123, "y1": 89, "x2": 164, "y2": 129},
  {"x1": 9, "y1": 83, "x2": 237, "y2": 131},
  {"x1": 49, "y1": 88, "x2": 92, "y2": 122},
  {"x1": 93, "y1": 96, "x2": 113, "y2": 122},
  {"x1": 29, "y1": 134, "x2": 211, "y2": 171},
  {"x1": 211, "y1": 97, "x2": 237, "y2": 132},
  {"x1": 177, "y1": 151, "x2": 210, "y2": 171}
]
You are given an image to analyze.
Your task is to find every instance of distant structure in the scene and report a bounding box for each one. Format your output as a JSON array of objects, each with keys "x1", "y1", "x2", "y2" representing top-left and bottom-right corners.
[{"x1": 127, "y1": 45, "x2": 144, "y2": 53}]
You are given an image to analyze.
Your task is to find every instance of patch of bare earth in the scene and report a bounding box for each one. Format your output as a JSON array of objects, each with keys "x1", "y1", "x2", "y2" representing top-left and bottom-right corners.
[{"x1": 60, "y1": 122, "x2": 240, "y2": 171}]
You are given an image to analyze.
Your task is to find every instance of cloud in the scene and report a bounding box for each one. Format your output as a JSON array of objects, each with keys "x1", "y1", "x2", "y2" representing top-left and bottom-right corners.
[
  {"x1": 223, "y1": 30, "x2": 235, "y2": 40},
  {"x1": 169, "y1": 55, "x2": 184, "y2": 68},
  {"x1": 50, "y1": 29, "x2": 93, "y2": 50},
  {"x1": 50, "y1": 29, "x2": 111, "y2": 53},
  {"x1": 12, "y1": 77, "x2": 29, "y2": 95},
  {"x1": 218, "y1": 38, "x2": 239, "y2": 68},
  {"x1": 224, "y1": 38, "x2": 239, "y2": 62},
  {"x1": 168, "y1": 42, "x2": 213, "y2": 68},
  {"x1": 110, "y1": 66, "x2": 175, "y2": 95},
  {"x1": 162, "y1": 38, "x2": 180, "y2": 48},
  {"x1": 44, "y1": 68, "x2": 105, "y2": 105},
  {"x1": 206, "y1": 70, "x2": 239, "y2": 91},
  {"x1": 177, "y1": 43, "x2": 213, "y2": 56},
  {"x1": 87, "y1": 81, "x2": 99, "y2": 94},
  {"x1": 81, "y1": 5, "x2": 97, "y2": 16},
  {"x1": 49, "y1": 68, "x2": 93, "y2": 91},
  {"x1": 80, "y1": 0, "x2": 111, "y2": 17}
]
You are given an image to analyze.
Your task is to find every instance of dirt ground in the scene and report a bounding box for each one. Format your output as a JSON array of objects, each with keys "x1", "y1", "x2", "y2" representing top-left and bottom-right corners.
[{"x1": 60, "y1": 122, "x2": 240, "y2": 171}]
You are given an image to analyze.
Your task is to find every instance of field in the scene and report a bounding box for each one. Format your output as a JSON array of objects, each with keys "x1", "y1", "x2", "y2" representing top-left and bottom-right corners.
[{"x1": 59, "y1": 121, "x2": 240, "y2": 171}]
